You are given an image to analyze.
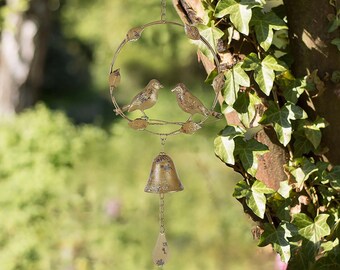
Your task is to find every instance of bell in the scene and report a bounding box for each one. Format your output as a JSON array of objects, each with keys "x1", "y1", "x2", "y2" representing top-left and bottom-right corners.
[{"x1": 144, "y1": 152, "x2": 184, "y2": 193}]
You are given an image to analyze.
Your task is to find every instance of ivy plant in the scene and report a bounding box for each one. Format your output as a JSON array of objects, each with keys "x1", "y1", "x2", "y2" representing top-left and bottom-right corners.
[{"x1": 195, "y1": 0, "x2": 340, "y2": 268}]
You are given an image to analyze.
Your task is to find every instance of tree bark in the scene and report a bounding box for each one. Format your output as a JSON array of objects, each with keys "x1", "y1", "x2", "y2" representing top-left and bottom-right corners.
[
  {"x1": 0, "y1": 0, "x2": 50, "y2": 118},
  {"x1": 283, "y1": 0, "x2": 340, "y2": 165}
]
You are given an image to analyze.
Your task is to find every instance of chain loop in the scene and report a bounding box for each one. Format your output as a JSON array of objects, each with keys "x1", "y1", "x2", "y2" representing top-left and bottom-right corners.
[
  {"x1": 161, "y1": 0, "x2": 167, "y2": 21},
  {"x1": 159, "y1": 193, "x2": 165, "y2": 233}
]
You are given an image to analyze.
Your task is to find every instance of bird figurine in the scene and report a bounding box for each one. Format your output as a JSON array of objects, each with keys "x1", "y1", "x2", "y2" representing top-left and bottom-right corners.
[
  {"x1": 116, "y1": 79, "x2": 163, "y2": 118},
  {"x1": 171, "y1": 83, "x2": 223, "y2": 120}
]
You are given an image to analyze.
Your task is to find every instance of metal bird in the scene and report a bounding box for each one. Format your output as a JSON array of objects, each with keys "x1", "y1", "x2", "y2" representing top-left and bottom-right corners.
[
  {"x1": 116, "y1": 79, "x2": 163, "y2": 118},
  {"x1": 171, "y1": 83, "x2": 223, "y2": 120}
]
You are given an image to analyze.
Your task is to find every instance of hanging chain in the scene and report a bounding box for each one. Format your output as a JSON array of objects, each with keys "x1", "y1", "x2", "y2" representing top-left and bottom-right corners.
[
  {"x1": 159, "y1": 193, "x2": 165, "y2": 233},
  {"x1": 160, "y1": 134, "x2": 167, "y2": 152},
  {"x1": 161, "y1": 0, "x2": 167, "y2": 21}
]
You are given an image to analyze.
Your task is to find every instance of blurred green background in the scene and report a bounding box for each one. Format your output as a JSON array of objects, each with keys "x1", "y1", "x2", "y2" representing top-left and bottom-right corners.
[{"x1": 0, "y1": 0, "x2": 276, "y2": 269}]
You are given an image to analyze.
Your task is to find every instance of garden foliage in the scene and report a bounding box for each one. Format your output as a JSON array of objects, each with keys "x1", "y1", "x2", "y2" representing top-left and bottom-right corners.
[{"x1": 195, "y1": 0, "x2": 340, "y2": 268}]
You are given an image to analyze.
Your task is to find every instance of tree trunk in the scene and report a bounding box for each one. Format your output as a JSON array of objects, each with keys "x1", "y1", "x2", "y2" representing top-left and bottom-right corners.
[
  {"x1": 0, "y1": 0, "x2": 50, "y2": 118},
  {"x1": 283, "y1": 0, "x2": 340, "y2": 165}
]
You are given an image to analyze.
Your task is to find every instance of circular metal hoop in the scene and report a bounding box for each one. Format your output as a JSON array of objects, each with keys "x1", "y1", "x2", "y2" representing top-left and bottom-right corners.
[{"x1": 109, "y1": 20, "x2": 223, "y2": 137}]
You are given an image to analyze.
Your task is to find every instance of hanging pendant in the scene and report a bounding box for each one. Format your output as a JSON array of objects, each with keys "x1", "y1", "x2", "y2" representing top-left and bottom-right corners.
[{"x1": 152, "y1": 232, "x2": 169, "y2": 266}]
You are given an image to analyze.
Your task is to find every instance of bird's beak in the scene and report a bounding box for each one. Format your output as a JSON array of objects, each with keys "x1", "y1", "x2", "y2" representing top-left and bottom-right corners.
[{"x1": 171, "y1": 87, "x2": 177, "y2": 92}]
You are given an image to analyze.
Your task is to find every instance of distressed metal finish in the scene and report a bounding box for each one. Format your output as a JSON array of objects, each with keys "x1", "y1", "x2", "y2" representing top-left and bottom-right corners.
[
  {"x1": 180, "y1": 121, "x2": 201, "y2": 134},
  {"x1": 128, "y1": 118, "x2": 149, "y2": 130},
  {"x1": 109, "y1": 68, "x2": 121, "y2": 90},
  {"x1": 184, "y1": 24, "x2": 200, "y2": 40},
  {"x1": 171, "y1": 83, "x2": 223, "y2": 120},
  {"x1": 144, "y1": 152, "x2": 184, "y2": 193},
  {"x1": 117, "y1": 79, "x2": 163, "y2": 117}
]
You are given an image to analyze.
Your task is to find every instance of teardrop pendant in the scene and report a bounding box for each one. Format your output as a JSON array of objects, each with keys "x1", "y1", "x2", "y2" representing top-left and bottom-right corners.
[{"x1": 152, "y1": 232, "x2": 169, "y2": 266}]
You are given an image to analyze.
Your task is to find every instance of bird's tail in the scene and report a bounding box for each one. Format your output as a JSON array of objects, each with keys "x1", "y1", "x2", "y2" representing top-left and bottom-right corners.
[
  {"x1": 210, "y1": 111, "x2": 223, "y2": 119},
  {"x1": 114, "y1": 104, "x2": 130, "y2": 115}
]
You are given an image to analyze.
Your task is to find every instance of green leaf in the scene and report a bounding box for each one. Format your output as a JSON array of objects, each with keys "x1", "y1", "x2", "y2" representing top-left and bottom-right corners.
[
  {"x1": 196, "y1": 24, "x2": 225, "y2": 60},
  {"x1": 277, "y1": 74, "x2": 306, "y2": 104},
  {"x1": 303, "y1": 118, "x2": 327, "y2": 149},
  {"x1": 215, "y1": 0, "x2": 261, "y2": 35},
  {"x1": 269, "y1": 197, "x2": 292, "y2": 221},
  {"x1": 258, "y1": 222, "x2": 296, "y2": 263},
  {"x1": 247, "y1": 189, "x2": 266, "y2": 218},
  {"x1": 251, "y1": 9, "x2": 287, "y2": 51},
  {"x1": 242, "y1": 52, "x2": 260, "y2": 70},
  {"x1": 245, "y1": 180, "x2": 275, "y2": 218},
  {"x1": 214, "y1": 126, "x2": 244, "y2": 165},
  {"x1": 233, "y1": 62, "x2": 250, "y2": 86},
  {"x1": 288, "y1": 157, "x2": 318, "y2": 189},
  {"x1": 233, "y1": 180, "x2": 251, "y2": 198},
  {"x1": 314, "y1": 243, "x2": 340, "y2": 270},
  {"x1": 242, "y1": 54, "x2": 287, "y2": 95},
  {"x1": 325, "y1": 166, "x2": 340, "y2": 191},
  {"x1": 331, "y1": 38, "x2": 340, "y2": 51},
  {"x1": 222, "y1": 63, "x2": 250, "y2": 106},
  {"x1": 260, "y1": 102, "x2": 307, "y2": 146},
  {"x1": 278, "y1": 180, "x2": 292, "y2": 199},
  {"x1": 293, "y1": 213, "x2": 330, "y2": 243},
  {"x1": 293, "y1": 131, "x2": 314, "y2": 157},
  {"x1": 234, "y1": 138, "x2": 269, "y2": 176},
  {"x1": 285, "y1": 103, "x2": 308, "y2": 120},
  {"x1": 234, "y1": 91, "x2": 262, "y2": 128},
  {"x1": 252, "y1": 180, "x2": 275, "y2": 194}
]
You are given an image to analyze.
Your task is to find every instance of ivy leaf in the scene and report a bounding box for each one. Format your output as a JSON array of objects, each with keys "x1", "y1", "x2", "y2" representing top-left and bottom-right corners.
[
  {"x1": 260, "y1": 101, "x2": 307, "y2": 146},
  {"x1": 215, "y1": 0, "x2": 263, "y2": 35},
  {"x1": 293, "y1": 213, "x2": 330, "y2": 243},
  {"x1": 269, "y1": 196, "x2": 292, "y2": 221},
  {"x1": 314, "y1": 244, "x2": 340, "y2": 270},
  {"x1": 222, "y1": 63, "x2": 250, "y2": 106},
  {"x1": 331, "y1": 38, "x2": 340, "y2": 51},
  {"x1": 252, "y1": 180, "x2": 276, "y2": 194},
  {"x1": 278, "y1": 180, "x2": 292, "y2": 199},
  {"x1": 288, "y1": 157, "x2": 318, "y2": 189},
  {"x1": 247, "y1": 180, "x2": 275, "y2": 219},
  {"x1": 247, "y1": 190, "x2": 266, "y2": 218},
  {"x1": 214, "y1": 126, "x2": 244, "y2": 165},
  {"x1": 251, "y1": 9, "x2": 288, "y2": 51},
  {"x1": 233, "y1": 180, "x2": 250, "y2": 198},
  {"x1": 293, "y1": 131, "x2": 314, "y2": 157},
  {"x1": 233, "y1": 91, "x2": 262, "y2": 128},
  {"x1": 234, "y1": 138, "x2": 269, "y2": 176},
  {"x1": 258, "y1": 222, "x2": 296, "y2": 263},
  {"x1": 277, "y1": 73, "x2": 306, "y2": 104},
  {"x1": 196, "y1": 24, "x2": 225, "y2": 60},
  {"x1": 325, "y1": 166, "x2": 340, "y2": 191},
  {"x1": 303, "y1": 117, "x2": 328, "y2": 149},
  {"x1": 242, "y1": 53, "x2": 287, "y2": 95}
]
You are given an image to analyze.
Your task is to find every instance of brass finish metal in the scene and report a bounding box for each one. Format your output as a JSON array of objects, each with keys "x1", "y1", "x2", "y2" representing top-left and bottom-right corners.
[
  {"x1": 144, "y1": 152, "x2": 184, "y2": 193},
  {"x1": 117, "y1": 79, "x2": 163, "y2": 117},
  {"x1": 171, "y1": 83, "x2": 223, "y2": 120},
  {"x1": 128, "y1": 118, "x2": 149, "y2": 130}
]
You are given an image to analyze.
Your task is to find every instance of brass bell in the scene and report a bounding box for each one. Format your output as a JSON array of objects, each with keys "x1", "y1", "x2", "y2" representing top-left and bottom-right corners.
[{"x1": 144, "y1": 152, "x2": 184, "y2": 193}]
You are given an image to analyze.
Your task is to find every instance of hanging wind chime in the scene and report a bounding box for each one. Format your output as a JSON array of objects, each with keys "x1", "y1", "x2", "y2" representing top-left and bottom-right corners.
[{"x1": 109, "y1": 0, "x2": 224, "y2": 267}]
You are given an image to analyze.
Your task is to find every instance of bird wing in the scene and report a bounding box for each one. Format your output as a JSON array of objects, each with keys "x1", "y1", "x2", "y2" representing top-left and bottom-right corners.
[
  {"x1": 183, "y1": 91, "x2": 205, "y2": 110},
  {"x1": 128, "y1": 91, "x2": 150, "y2": 112}
]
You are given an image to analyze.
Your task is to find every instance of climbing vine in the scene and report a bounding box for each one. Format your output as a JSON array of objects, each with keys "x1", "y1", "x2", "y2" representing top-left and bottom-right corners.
[{"x1": 189, "y1": 0, "x2": 339, "y2": 268}]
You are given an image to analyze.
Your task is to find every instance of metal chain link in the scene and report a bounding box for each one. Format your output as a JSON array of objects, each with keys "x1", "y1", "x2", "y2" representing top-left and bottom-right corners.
[
  {"x1": 161, "y1": 0, "x2": 167, "y2": 21},
  {"x1": 159, "y1": 193, "x2": 165, "y2": 233}
]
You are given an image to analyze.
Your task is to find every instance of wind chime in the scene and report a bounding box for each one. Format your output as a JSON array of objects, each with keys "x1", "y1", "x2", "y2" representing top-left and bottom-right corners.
[{"x1": 109, "y1": 0, "x2": 224, "y2": 267}]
